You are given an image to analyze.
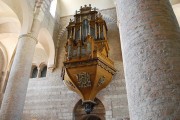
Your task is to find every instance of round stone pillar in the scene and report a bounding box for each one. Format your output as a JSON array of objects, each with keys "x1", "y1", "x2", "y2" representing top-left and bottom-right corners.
[
  {"x1": 0, "y1": 34, "x2": 37, "y2": 120},
  {"x1": 0, "y1": 0, "x2": 49, "y2": 119},
  {"x1": 116, "y1": 0, "x2": 180, "y2": 119}
]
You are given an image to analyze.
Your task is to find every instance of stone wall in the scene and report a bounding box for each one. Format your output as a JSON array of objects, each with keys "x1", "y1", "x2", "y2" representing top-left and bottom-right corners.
[
  {"x1": 32, "y1": 47, "x2": 48, "y2": 66},
  {"x1": 23, "y1": 8, "x2": 129, "y2": 120}
]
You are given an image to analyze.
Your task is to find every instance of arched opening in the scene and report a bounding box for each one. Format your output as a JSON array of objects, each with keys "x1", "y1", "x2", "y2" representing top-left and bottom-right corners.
[
  {"x1": 73, "y1": 98, "x2": 105, "y2": 120},
  {"x1": 40, "y1": 65, "x2": 47, "y2": 77},
  {"x1": 31, "y1": 66, "x2": 38, "y2": 78}
]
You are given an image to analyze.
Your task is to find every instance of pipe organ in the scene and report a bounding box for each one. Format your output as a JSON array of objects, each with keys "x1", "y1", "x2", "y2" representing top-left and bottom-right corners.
[{"x1": 62, "y1": 4, "x2": 116, "y2": 114}]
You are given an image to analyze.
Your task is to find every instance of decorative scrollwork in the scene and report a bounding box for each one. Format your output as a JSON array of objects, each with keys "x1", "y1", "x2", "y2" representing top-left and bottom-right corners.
[
  {"x1": 97, "y1": 76, "x2": 105, "y2": 87},
  {"x1": 76, "y1": 72, "x2": 91, "y2": 88}
]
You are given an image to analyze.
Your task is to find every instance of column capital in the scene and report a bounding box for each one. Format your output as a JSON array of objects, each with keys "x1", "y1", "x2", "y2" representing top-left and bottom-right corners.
[{"x1": 19, "y1": 33, "x2": 38, "y2": 44}]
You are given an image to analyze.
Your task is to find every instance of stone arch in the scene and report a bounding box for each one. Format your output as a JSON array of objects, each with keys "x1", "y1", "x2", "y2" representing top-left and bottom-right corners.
[
  {"x1": 0, "y1": 1, "x2": 21, "y2": 96},
  {"x1": 0, "y1": 44, "x2": 16, "y2": 99},
  {"x1": 0, "y1": 49, "x2": 4, "y2": 107},
  {"x1": 0, "y1": 0, "x2": 21, "y2": 64},
  {"x1": 0, "y1": 45, "x2": 7, "y2": 93},
  {"x1": 0, "y1": 42, "x2": 8, "y2": 72},
  {"x1": 38, "y1": 28, "x2": 55, "y2": 71},
  {"x1": 73, "y1": 98, "x2": 105, "y2": 120},
  {"x1": 102, "y1": 14, "x2": 117, "y2": 24},
  {"x1": 0, "y1": 49, "x2": 5, "y2": 84},
  {"x1": 39, "y1": 62, "x2": 47, "y2": 70},
  {"x1": 58, "y1": 23, "x2": 69, "y2": 40}
]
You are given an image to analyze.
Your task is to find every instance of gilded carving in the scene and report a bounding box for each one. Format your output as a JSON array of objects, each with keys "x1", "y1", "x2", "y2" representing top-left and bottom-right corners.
[
  {"x1": 97, "y1": 76, "x2": 105, "y2": 87},
  {"x1": 76, "y1": 72, "x2": 91, "y2": 88}
]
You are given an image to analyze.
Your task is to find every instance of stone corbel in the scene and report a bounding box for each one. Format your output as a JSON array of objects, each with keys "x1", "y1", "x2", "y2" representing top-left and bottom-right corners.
[{"x1": 48, "y1": 65, "x2": 55, "y2": 72}]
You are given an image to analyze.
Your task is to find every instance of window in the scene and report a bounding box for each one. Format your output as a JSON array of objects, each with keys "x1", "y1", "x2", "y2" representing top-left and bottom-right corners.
[
  {"x1": 31, "y1": 66, "x2": 38, "y2": 78},
  {"x1": 40, "y1": 66, "x2": 47, "y2": 77},
  {"x1": 50, "y1": 0, "x2": 57, "y2": 17}
]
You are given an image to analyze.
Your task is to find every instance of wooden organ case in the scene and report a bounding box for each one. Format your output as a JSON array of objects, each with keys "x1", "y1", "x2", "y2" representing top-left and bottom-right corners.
[{"x1": 62, "y1": 4, "x2": 116, "y2": 114}]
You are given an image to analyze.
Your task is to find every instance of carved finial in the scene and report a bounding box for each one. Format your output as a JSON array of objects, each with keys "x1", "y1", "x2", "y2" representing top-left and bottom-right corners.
[
  {"x1": 89, "y1": 4, "x2": 91, "y2": 7},
  {"x1": 81, "y1": 6, "x2": 82, "y2": 9},
  {"x1": 85, "y1": 5, "x2": 87, "y2": 7}
]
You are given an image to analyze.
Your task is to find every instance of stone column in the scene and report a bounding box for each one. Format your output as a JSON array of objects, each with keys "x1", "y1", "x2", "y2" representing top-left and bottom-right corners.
[
  {"x1": 37, "y1": 67, "x2": 41, "y2": 78},
  {"x1": 0, "y1": 0, "x2": 51, "y2": 119},
  {"x1": 0, "y1": 34, "x2": 38, "y2": 120},
  {"x1": 116, "y1": 0, "x2": 180, "y2": 119}
]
